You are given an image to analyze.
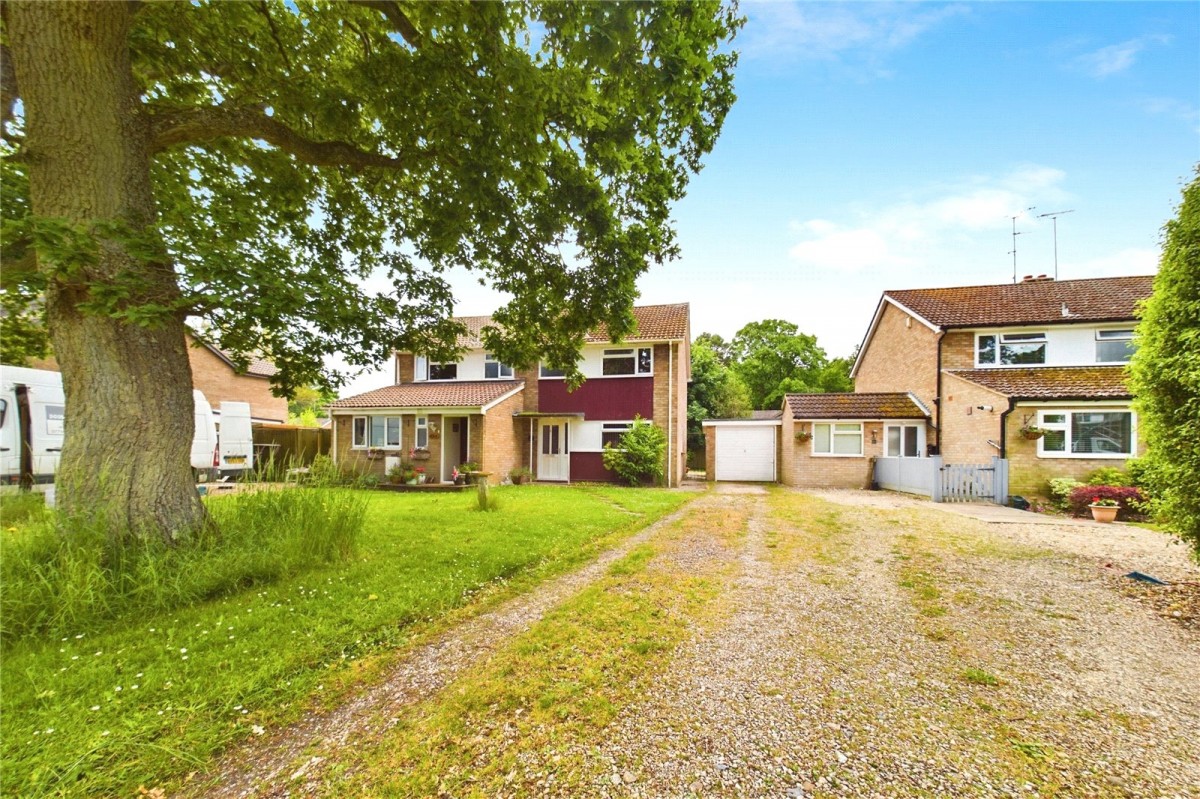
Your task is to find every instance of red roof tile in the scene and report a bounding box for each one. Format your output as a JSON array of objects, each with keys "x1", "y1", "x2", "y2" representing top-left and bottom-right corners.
[
  {"x1": 786, "y1": 392, "x2": 928, "y2": 420},
  {"x1": 330, "y1": 380, "x2": 523, "y2": 409},
  {"x1": 885, "y1": 275, "x2": 1153, "y2": 328},
  {"x1": 451, "y1": 303, "x2": 690, "y2": 347},
  {"x1": 945, "y1": 367, "x2": 1131, "y2": 399}
]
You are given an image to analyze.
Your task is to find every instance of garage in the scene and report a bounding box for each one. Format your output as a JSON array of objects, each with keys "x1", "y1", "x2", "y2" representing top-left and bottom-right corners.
[{"x1": 704, "y1": 420, "x2": 779, "y2": 482}]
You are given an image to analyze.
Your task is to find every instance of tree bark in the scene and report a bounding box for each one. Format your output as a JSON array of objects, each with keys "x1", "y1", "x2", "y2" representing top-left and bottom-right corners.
[{"x1": 6, "y1": 2, "x2": 209, "y2": 542}]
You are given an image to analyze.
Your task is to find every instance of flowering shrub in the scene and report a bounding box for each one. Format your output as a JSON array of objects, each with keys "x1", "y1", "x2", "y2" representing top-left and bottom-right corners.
[{"x1": 1066, "y1": 485, "x2": 1146, "y2": 520}]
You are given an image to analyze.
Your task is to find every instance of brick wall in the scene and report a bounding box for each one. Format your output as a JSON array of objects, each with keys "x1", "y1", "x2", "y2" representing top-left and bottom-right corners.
[
  {"x1": 479, "y1": 391, "x2": 523, "y2": 480},
  {"x1": 650, "y1": 342, "x2": 687, "y2": 486},
  {"x1": 704, "y1": 425, "x2": 717, "y2": 481},
  {"x1": 1005, "y1": 403, "x2": 1146, "y2": 499},
  {"x1": 941, "y1": 331, "x2": 975, "y2": 369},
  {"x1": 395, "y1": 353, "x2": 415, "y2": 383},
  {"x1": 780, "y1": 418, "x2": 883, "y2": 490},
  {"x1": 939, "y1": 373, "x2": 1006, "y2": 463},
  {"x1": 516, "y1": 367, "x2": 539, "y2": 412},
  {"x1": 853, "y1": 303, "x2": 939, "y2": 415}
]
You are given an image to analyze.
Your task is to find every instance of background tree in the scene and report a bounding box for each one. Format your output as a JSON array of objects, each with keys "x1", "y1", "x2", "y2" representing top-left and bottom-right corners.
[
  {"x1": 687, "y1": 335, "x2": 750, "y2": 454},
  {"x1": 729, "y1": 319, "x2": 845, "y2": 409},
  {"x1": 693, "y1": 331, "x2": 733, "y2": 366},
  {"x1": 1, "y1": 1, "x2": 741, "y2": 540},
  {"x1": 1129, "y1": 168, "x2": 1200, "y2": 557},
  {"x1": 288, "y1": 385, "x2": 338, "y2": 427}
]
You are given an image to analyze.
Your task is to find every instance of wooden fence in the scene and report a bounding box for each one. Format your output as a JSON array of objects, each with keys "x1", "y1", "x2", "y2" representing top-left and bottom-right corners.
[{"x1": 252, "y1": 424, "x2": 331, "y2": 468}]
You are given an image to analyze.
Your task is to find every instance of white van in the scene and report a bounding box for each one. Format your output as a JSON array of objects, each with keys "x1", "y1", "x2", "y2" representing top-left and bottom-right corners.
[
  {"x1": 214, "y1": 401, "x2": 254, "y2": 476},
  {"x1": 1, "y1": 365, "x2": 229, "y2": 485}
]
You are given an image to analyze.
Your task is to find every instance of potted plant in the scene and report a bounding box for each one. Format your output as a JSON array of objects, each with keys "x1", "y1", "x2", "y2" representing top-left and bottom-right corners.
[
  {"x1": 459, "y1": 461, "x2": 481, "y2": 484},
  {"x1": 795, "y1": 429, "x2": 812, "y2": 443},
  {"x1": 414, "y1": 466, "x2": 426, "y2": 484},
  {"x1": 1088, "y1": 496, "x2": 1120, "y2": 523},
  {"x1": 508, "y1": 466, "x2": 532, "y2": 485},
  {"x1": 410, "y1": 447, "x2": 432, "y2": 462},
  {"x1": 386, "y1": 464, "x2": 405, "y2": 484},
  {"x1": 402, "y1": 465, "x2": 418, "y2": 485},
  {"x1": 1018, "y1": 424, "x2": 1048, "y2": 440},
  {"x1": 452, "y1": 467, "x2": 465, "y2": 486},
  {"x1": 366, "y1": 447, "x2": 385, "y2": 460}
]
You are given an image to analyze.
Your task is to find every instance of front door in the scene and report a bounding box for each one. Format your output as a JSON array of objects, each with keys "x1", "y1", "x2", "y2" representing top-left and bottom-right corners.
[{"x1": 537, "y1": 421, "x2": 570, "y2": 482}]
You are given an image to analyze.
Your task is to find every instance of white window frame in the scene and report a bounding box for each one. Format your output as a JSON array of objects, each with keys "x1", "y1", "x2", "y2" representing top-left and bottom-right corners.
[
  {"x1": 352, "y1": 415, "x2": 404, "y2": 449},
  {"x1": 600, "y1": 347, "x2": 653, "y2": 377},
  {"x1": 811, "y1": 422, "x2": 864, "y2": 457},
  {"x1": 1036, "y1": 409, "x2": 1136, "y2": 459},
  {"x1": 885, "y1": 424, "x2": 923, "y2": 458},
  {"x1": 415, "y1": 415, "x2": 429, "y2": 449},
  {"x1": 484, "y1": 353, "x2": 514, "y2": 379},
  {"x1": 1095, "y1": 329, "x2": 1136, "y2": 364},
  {"x1": 539, "y1": 364, "x2": 567, "y2": 378},
  {"x1": 976, "y1": 331, "x2": 1048, "y2": 367},
  {"x1": 413, "y1": 355, "x2": 428, "y2": 383},
  {"x1": 426, "y1": 361, "x2": 458, "y2": 381},
  {"x1": 601, "y1": 422, "x2": 633, "y2": 449}
]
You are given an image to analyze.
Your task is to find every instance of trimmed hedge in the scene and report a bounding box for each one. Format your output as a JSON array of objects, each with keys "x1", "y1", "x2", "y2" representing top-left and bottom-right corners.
[{"x1": 1067, "y1": 485, "x2": 1147, "y2": 521}]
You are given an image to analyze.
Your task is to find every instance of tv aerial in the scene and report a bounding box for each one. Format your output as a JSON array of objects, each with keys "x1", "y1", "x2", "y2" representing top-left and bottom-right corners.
[
  {"x1": 1009, "y1": 207, "x2": 1035, "y2": 283},
  {"x1": 1036, "y1": 210, "x2": 1075, "y2": 280}
]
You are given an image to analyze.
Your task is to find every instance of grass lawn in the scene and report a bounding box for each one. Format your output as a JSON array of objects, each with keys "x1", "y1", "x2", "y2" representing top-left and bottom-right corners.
[{"x1": 0, "y1": 484, "x2": 693, "y2": 798}]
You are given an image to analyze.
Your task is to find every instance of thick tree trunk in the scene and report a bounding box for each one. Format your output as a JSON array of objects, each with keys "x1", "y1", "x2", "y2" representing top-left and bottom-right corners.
[{"x1": 7, "y1": 2, "x2": 209, "y2": 542}]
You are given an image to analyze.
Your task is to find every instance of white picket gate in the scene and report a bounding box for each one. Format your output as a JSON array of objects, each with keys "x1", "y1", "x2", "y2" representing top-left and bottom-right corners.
[{"x1": 874, "y1": 455, "x2": 1009, "y2": 505}]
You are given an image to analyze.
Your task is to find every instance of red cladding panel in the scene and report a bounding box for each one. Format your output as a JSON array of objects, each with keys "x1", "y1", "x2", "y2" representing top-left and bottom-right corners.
[
  {"x1": 537, "y1": 377, "x2": 654, "y2": 419},
  {"x1": 570, "y1": 452, "x2": 619, "y2": 482}
]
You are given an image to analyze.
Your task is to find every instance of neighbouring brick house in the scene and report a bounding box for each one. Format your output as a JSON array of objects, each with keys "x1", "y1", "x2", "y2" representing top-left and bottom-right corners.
[
  {"x1": 706, "y1": 274, "x2": 1153, "y2": 499},
  {"x1": 26, "y1": 332, "x2": 288, "y2": 424},
  {"x1": 329, "y1": 304, "x2": 690, "y2": 486},
  {"x1": 849, "y1": 274, "x2": 1153, "y2": 497},
  {"x1": 186, "y1": 335, "x2": 288, "y2": 424}
]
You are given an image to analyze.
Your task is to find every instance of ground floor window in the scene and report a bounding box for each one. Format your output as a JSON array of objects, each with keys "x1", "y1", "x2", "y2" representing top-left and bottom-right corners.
[
  {"x1": 352, "y1": 415, "x2": 404, "y2": 448},
  {"x1": 1037, "y1": 409, "x2": 1134, "y2": 457},
  {"x1": 813, "y1": 422, "x2": 863, "y2": 456}
]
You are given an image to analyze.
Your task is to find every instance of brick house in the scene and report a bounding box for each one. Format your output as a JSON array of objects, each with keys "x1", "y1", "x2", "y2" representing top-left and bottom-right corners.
[
  {"x1": 328, "y1": 304, "x2": 690, "y2": 486},
  {"x1": 705, "y1": 275, "x2": 1153, "y2": 499},
  {"x1": 186, "y1": 335, "x2": 288, "y2": 424},
  {"x1": 850, "y1": 274, "x2": 1153, "y2": 497}
]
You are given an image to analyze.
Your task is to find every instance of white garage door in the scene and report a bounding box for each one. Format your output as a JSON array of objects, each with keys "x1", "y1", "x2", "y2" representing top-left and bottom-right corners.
[{"x1": 715, "y1": 425, "x2": 776, "y2": 482}]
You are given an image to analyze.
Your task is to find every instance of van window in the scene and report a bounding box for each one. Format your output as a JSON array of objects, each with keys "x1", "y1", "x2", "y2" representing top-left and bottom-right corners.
[{"x1": 0, "y1": 398, "x2": 6, "y2": 427}]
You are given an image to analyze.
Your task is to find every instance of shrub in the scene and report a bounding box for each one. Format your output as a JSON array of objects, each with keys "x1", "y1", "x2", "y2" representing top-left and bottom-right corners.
[
  {"x1": 602, "y1": 415, "x2": 666, "y2": 486},
  {"x1": 1084, "y1": 467, "x2": 1133, "y2": 487},
  {"x1": 1047, "y1": 477, "x2": 1084, "y2": 511},
  {"x1": 1066, "y1": 485, "x2": 1147, "y2": 521},
  {"x1": 0, "y1": 487, "x2": 366, "y2": 641}
]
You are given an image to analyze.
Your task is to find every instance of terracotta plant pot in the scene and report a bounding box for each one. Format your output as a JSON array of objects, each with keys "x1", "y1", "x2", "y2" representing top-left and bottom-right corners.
[{"x1": 1089, "y1": 504, "x2": 1119, "y2": 523}]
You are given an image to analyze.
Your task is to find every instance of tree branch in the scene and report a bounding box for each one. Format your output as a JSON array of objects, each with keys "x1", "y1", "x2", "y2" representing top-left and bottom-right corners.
[
  {"x1": 149, "y1": 105, "x2": 407, "y2": 171},
  {"x1": 348, "y1": 0, "x2": 423, "y2": 48}
]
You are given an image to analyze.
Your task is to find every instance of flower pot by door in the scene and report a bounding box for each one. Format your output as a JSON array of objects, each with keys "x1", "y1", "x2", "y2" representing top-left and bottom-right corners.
[{"x1": 1089, "y1": 504, "x2": 1118, "y2": 523}]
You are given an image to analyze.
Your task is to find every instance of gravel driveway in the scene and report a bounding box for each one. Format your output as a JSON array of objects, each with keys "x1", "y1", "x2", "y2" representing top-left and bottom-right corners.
[
  {"x1": 567, "y1": 487, "x2": 1200, "y2": 798},
  {"x1": 204, "y1": 486, "x2": 1199, "y2": 798}
]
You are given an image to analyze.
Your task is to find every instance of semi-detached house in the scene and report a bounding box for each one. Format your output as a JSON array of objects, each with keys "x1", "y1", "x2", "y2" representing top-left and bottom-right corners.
[
  {"x1": 706, "y1": 275, "x2": 1153, "y2": 500},
  {"x1": 329, "y1": 304, "x2": 690, "y2": 486}
]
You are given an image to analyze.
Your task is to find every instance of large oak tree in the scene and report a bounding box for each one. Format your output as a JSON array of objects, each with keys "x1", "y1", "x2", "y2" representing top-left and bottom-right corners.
[{"x1": 1, "y1": 1, "x2": 740, "y2": 540}]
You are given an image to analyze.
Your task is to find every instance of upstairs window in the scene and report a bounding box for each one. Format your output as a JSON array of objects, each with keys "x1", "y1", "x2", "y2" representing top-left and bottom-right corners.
[
  {"x1": 1096, "y1": 329, "x2": 1136, "y2": 363},
  {"x1": 484, "y1": 354, "x2": 513, "y2": 379},
  {"x1": 977, "y1": 332, "x2": 1046, "y2": 366},
  {"x1": 602, "y1": 347, "x2": 653, "y2": 376},
  {"x1": 539, "y1": 364, "x2": 566, "y2": 378},
  {"x1": 427, "y1": 362, "x2": 457, "y2": 381}
]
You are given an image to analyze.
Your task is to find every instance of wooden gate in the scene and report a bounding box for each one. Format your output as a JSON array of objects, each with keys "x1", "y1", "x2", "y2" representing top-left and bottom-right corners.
[{"x1": 936, "y1": 457, "x2": 1009, "y2": 504}]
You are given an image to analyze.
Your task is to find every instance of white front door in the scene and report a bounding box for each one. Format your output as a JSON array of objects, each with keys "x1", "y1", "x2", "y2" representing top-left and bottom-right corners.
[{"x1": 537, "y1": 421, "x2": 570, "y2": 482}]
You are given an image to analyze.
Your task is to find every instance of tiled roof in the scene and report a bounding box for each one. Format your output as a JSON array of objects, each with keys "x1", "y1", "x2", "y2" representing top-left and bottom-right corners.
[
  {"x1": 945, "y1": 367, "x2": 1131, "y2": 400},
  {"x1": 751, "y1": 409, "x2": 784, "y2": 420},
  {"x1": 885, "y1": 275, "x2": 1153, "y2": 328},
  {"x1": 450, "y1": 303, "x2": 690, "y2": 347},
  {"x1": 189, "y1": 334, "x2": 279, "y2": 377},
  {"x1": 785, "y1": 392, "x2": 928, "y2": 420},
  {"x1": 330, "y1": 380, "x2": 523, "y2": 409}
]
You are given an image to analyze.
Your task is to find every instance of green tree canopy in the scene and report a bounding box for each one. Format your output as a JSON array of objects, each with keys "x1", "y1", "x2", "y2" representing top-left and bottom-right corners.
[
  {"x1": 729, "y1": 319, "x2": 849, "y2": 409},
  {"x1": 686, "y1": 334, "x2": 750, "y2": 452},
  {"x1": 1130, "y1": 167, "x2": 1200, "y2": 557},
  {"x1": 1, "y1": 1, "x2": 742, "y2": 538}
]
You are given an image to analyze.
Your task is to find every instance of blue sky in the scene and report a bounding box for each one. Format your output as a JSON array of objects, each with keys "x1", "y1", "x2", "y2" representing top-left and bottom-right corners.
[{"x1": 343, "y1": 1, "x2": 1198, "y2": 393}]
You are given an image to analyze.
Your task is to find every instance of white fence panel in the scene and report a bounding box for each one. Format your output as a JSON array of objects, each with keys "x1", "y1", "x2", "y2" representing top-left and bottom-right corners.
[
  {"x1": 874, "y1": 456, "x2": 939, "y2": 498},
  {"x1": 874, "y1": 456, "x2": 1009, "y2": 505}
]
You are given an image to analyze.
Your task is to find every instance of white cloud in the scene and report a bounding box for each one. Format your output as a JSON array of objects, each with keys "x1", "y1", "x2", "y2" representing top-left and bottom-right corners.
[
  {"x1": 787, "y1": 166, "x2": 1069, "y2": 273},
  {"x1": 1137, "y1": 96, "x2": 1200, "y2": 132},
  {"x1": 1074, "y1": 35, "x2": 1170, "y2": 78},
  {"x1": 742, "y1": 1, "x2": 969, "y2": 66}
]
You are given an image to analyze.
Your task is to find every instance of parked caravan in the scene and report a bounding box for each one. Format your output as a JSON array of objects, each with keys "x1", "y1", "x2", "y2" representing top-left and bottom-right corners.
[{"x1": 1, "y1": 365, "x2": 224, "y2": 484}]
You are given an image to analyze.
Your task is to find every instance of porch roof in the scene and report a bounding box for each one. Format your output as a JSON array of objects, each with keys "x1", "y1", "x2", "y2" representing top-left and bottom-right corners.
[
  {"x1": 330, "y1": 380, "x2": 523, "y2": 410},
  {"x1": 945, "y1": 366, "x2": 1131, "y2": 400}
]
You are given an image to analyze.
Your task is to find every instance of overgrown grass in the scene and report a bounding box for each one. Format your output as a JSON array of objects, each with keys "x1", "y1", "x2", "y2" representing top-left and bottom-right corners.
[
  {"x1": 1, "y1": 487, "x2": 366, "y2": 641},
  {"x1": 1, "y1": 485, "x2": 692, "y2": 797},
  {"x1": 0, "y1": 489, "x2": 47, "y2": 527}
]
